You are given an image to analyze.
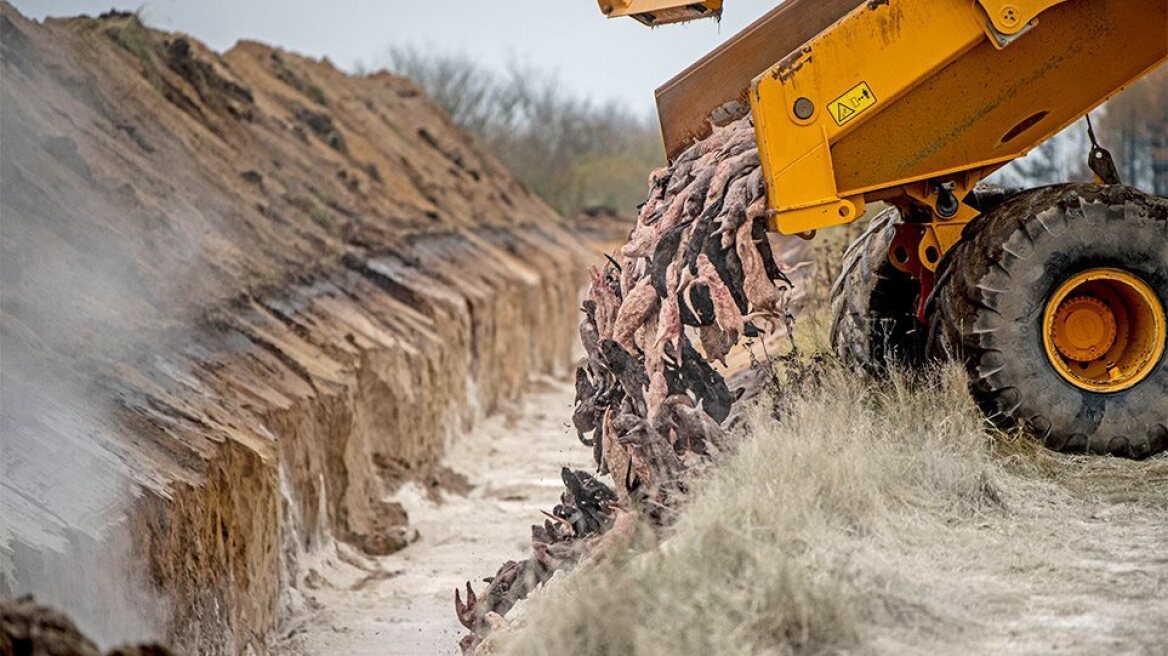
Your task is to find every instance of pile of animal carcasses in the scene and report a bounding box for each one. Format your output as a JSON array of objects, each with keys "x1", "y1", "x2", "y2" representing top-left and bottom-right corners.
[{"x1": 457, "y1": 116, "x2": 791, "y2": 654}]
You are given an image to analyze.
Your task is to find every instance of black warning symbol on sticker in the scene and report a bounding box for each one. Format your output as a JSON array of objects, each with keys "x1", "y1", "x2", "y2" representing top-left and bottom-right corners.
[{"x1": 829, "y1": 82, "x2": 877, "y2": 126}]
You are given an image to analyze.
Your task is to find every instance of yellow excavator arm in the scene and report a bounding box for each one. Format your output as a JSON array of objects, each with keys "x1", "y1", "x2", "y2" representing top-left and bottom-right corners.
[
  {"x1": 748, "y1": 0, "x2": 1165, "y2": 243},
  {"x1": 601, "y1": 0, "x2": 1167, "y2": 265},
  {"x1": 599, "y1": 0, "x2": 1168, "y2": 456}
]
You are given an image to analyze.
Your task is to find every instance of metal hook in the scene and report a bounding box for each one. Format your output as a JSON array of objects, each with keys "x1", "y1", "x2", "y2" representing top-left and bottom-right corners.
[{"x1": 1085, "y1": 113, "x2": 1121, "y2": 185}]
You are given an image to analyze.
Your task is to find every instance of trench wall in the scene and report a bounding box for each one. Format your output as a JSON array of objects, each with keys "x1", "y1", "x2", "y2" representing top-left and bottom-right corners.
[{"x1": 0, "y1": 5, "x2": 597, "y2": 652}]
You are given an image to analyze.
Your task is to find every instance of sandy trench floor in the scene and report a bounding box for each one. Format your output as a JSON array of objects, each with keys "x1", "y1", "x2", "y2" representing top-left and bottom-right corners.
[
  {"x1": 861, "y1": 460, "x2": 1168, "y2": 656},
  {"x1": 278, "y1": 376, "x2": 590, "y2": 656}
]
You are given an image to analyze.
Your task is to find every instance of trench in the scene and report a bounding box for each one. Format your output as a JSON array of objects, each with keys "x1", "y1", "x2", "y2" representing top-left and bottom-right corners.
[
  {"x1": 141, "y1": 228, "x2": 593, "y2": 654},
  {"x1": 277, "y1": 377, "x2": 592, "y2": 656},
  {"x1": 3, "y1": 224, "x2": 594, "y2": 653},
  {"x1": 0, "y1": 6, "x2": 614, "y2": 652}
]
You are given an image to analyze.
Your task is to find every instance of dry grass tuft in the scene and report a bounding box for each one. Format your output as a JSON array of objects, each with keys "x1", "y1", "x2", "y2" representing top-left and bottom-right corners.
[
  {"x1": 496, "y1": 357, "x2": 1028, "y2": 656},
  {"x1": 492, "y1": 333, "x2": 1168, "y2": 656}
]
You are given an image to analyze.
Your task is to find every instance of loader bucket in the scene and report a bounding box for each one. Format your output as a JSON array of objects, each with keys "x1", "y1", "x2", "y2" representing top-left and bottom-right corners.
[
  {"x1": 654, "y1": 0, "x2": 864, "y2": 160},
  {"x1": 598, "y1": 0, "x2": 723, "y2": 26}
]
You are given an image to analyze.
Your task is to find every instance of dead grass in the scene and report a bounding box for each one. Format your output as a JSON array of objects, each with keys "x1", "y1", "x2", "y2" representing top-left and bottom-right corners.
[
  {"x1": 493, "y1": 351, "x2": 1168, "y2": 655},
  {"x1": 98, "y1": 12, "x2": 155, "y2": 67},
  {"x1": 495, "y1": 358, "x2": 1010, "y2": 655}
]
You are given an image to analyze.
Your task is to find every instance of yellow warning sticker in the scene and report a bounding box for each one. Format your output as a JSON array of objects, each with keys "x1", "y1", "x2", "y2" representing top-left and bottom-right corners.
[{"x1": 828, "y1": 82, "x2": 877, "y2": 127}]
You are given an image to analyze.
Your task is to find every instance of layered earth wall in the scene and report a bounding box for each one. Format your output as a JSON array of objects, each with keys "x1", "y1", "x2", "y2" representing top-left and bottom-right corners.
[{"x1": 0, "y1": 5, "x2": 592, "y2": 652}]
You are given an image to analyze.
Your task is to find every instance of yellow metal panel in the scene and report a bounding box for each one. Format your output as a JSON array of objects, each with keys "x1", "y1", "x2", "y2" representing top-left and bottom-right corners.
[
  {"x1": 750, "y1": 0, "x2": 1168, "y2": 235},
  {"x1": 978, "y1": 0, "x2": 1070, "y2": 36},
  {"x1": 751, "y1": 0, "x2": 987, "y2": 232},
  {"x1": 653, "y1": 0, "x2": 864, "y2": 160}
]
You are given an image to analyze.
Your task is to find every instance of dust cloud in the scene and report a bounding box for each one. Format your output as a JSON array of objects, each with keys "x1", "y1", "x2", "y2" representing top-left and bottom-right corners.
[{"x1": 0, "y1": 81, "x2": 189, "y2": 647}]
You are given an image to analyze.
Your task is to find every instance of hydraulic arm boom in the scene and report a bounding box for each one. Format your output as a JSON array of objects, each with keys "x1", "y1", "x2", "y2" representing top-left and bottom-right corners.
[
  {"x1": 601, "y1": 0, "x2": 1167, "y2": 266},
  {"x1": 749, "y1": 0, "x2": 1167, "y2": 238}
]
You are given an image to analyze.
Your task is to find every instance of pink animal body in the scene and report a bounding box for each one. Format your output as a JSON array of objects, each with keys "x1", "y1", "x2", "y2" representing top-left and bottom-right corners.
[
  {"x1": 587, "y1": 266, "x2": 621, "y2": 339},
  {"x1": 736, "y1": 217, "x2": 781, "y2": 313},
  {"x1": 694, "y1": 253, "x2": 743, "y2": 337},
  {"x1": 612, "y1": 278, "x2": 659, "y2": 352}
]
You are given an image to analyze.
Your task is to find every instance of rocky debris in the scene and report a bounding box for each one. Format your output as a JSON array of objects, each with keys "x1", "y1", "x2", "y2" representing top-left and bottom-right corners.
[
  {"x1": 457, "y1": 116, "x2": 792, "y2": 651},
  {"x1": 295, "y1": 105, "x2": 347, "y2": 152},
  {"x1": 0, "y1": 596, "x2": 174, "y2": 656}
]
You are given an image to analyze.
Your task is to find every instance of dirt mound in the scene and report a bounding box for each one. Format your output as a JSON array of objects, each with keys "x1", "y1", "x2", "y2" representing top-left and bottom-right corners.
[
  {"x1": 1, "y1": 596, "x2": 174, "y2": 656},
  {"x1": 1, "y1": 4, "x2": 593, "y2": 652}
]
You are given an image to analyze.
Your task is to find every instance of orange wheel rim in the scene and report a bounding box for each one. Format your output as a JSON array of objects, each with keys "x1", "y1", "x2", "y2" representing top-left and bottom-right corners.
[{"x1": 1043, "y1": 268, "x2": 1166, "y2": 393}]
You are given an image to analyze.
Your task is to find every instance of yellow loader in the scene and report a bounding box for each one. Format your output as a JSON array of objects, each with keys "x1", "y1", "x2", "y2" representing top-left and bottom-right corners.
[{"x1": 597, "y1": 0, "x2": 1168, "y2": 456}]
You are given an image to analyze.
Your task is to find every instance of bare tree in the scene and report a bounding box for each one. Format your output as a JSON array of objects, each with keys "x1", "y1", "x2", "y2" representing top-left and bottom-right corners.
[
  {"x1": 369, "y1": 47, "x2": 664, "y2": 217},
  {"x1": 992, "y1": 70, "x2": 1166, "y2": 193},
  {"x1": 374, "y1": 48, "x2": 1166, "y2": 208},
  {"x1": 990, "y1": 118, "x2": 1092, "y2": 188},
  {"x1": 1096, "y1": 67, "x2": 1167, "y2": 195}
]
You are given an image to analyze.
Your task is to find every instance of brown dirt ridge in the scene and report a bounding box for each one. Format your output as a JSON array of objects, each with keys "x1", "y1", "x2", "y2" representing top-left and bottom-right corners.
[{"x1": 0, "y1": 4, "x2": 593, "y2": 653}]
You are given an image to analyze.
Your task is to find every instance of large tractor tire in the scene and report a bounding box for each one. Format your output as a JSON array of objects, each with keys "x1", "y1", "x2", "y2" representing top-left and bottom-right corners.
[
  {"x1": 830, "y1": 207, "x2": 924, "y2": 372},
  {"x1": 929, "y1": 183, "x2": 1168, "y2": 458}
]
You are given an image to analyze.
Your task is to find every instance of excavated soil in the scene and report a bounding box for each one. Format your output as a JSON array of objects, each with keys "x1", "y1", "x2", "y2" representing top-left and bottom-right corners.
[
  {"x1": 0, "y1": 4, "x2": 596, "y2": 652},
  {"x1": 1, "y1": 595, "x2": 174, "y2": 655}
]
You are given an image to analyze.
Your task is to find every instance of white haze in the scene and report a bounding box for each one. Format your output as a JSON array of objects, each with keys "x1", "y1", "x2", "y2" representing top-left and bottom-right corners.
[
  {"x1": 0, "y1": 108, "x2": 177, "y2": 647},
  {"x1": 0, "y1": 276, "x2": 173, "y2": 648}
]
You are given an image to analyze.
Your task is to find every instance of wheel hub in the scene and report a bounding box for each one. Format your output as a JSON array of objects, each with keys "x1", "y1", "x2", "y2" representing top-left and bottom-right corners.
[
  {"x1": 1051, "y1": 296, "x2": 1117, "y2": 362},
  {"x1": 1042, "y1": 268, "x2": 1166, "y2": 393}
]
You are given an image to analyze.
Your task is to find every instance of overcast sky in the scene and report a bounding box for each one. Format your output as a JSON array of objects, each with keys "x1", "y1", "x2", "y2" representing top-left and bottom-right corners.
[{"x1": 12, "y1": 0, "x2": 781, "y2": 113}]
